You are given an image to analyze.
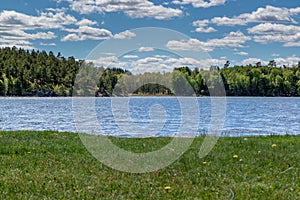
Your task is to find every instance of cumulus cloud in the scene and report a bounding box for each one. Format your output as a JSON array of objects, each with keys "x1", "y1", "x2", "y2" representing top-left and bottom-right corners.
[
  {"x1": 40, "y1": 42, "x2": 56, "y2": 46},
  {"x1": 173, "y1": 0, "x2": 226, "y2": 8},
  {"x1": 0, "y1": 9, "x2": 77, "y2": 48},
  {"x1": 210, "y1": 17, "x2": 246, "y2": 26},
  {"x1": 0, "y1": 10, "x2": 77, "y2": 30},
  {"x1": 0, "y1": 8, "x2": 120, "y2": 47},
  {"x1": 138, "y1": 47, "x2": 155, "y2": 52},
  {"x1": 123, "y1": 55, "x2": 139, "y2": 59},
  {"x1": 193, "y1": 5, "x2": 300, "y2": 27},
  {"x1": 166, "y1": 31, "x2": 251, "y2": 52},
  {"x1": 0, "y1": 28, "x2": 56, "y2": 49},
  {"x1": 114, "y1": 30, "x2": 136, "y2": 39},
  {"x1": 0, "y1": 38, "x2": 34, "y2": 49},
  {"x1": 240, "y1": 5, "x2": 298, "y2": 23},
  {"x1": 129, "y1": 56, "x2": 215, "y2": 73},
  {"x1": 64, "y1": 0, "x2": 182, "y2": 20},
  {"x1": 192, "y1": 19, "x2": 210, "y2": 27},
  {"x1": 234, "y1": 51, "x2": 248, "y2": 56},
  {"x1": 248, "y1": 23, "x2": 300, "y2": 46},
  {"x1": 88, "y1": 54, "x2": 227, "y2": 74},
  {"x1": 284, "y1": 41, "x2": 300, "y2": 47},
  {"x1": 62, "y1": 26, "x2": 113, "y2": 41},
  {"x1": 274, "y1": 55, "x2": 300, "y2": 67},
  {"x1": 198, "y1": 58, "x2": 227, "y2": 68},
  {"x1": 88, "y1": 56, "x2": 127, "y2": 68},
  {"x1": 167, "y1": 38, "x2": 212, "y2": 51},
  {"x1": 195, "y1": 27, "x2": 217, "y2": 33},
  {"x1": 0, "y1": 30, "x2": 56, "y2": 40},
  {"x1": 248, "y1": 23, "x2": 300, "y2": 35},
  {"x1": 76, "y1": 18, "x2": 97, "y2": 26},
  {"x1": 241, "y1": 58, "x2": 268, "y2": 66},
  {"x1": 290, "y1": 7, "x2": 300, "y2": 15},
  {"x1": 241, "y1": 55, "x2": 300, "y2": 67}
]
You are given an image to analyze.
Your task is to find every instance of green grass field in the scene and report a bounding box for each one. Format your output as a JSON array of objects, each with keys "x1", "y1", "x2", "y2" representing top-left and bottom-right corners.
[{"x1": 0, "y1": 131, "x2": 299, "y2": 199}]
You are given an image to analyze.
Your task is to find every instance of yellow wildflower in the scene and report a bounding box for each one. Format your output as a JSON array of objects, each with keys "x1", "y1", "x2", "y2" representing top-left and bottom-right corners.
[
  {"x1": 272, "y1": 144, "x2": 277, "y2": 148},
  {"x1": 164, "y1": 186, "x2": 171, "y2": 190},
  {"x1": 233, "y1": 154, "x2": 238, "y2": 159},
  {"x1": 202, "y1": 161, "x2": 207, "y2": 165}
]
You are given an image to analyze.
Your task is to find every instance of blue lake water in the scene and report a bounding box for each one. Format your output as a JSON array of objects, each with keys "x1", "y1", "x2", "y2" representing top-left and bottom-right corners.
[{"x1": 0, "y1": 97, "x2": 299, "y2": 137}]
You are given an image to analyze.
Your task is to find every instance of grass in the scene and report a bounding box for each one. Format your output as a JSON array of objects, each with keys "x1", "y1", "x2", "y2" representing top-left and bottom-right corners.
[{"x1": 0, "y1": 131, "x2": 299, "y2": 199}]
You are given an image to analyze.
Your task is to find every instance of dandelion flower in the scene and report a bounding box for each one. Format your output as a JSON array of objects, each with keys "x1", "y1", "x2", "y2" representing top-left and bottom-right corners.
[
  {"x1": 272, "y1": 144, "x2": 277, "y2": 148},
  {"x1": 164, "y1": 186, "x2": 171, "y2": 190},
  {"x1": 233, "y1": 154, "x2": 238, "y2": 159},
  {"x1": 202, "y1": 161, "x2": 207, "y2": 165}
]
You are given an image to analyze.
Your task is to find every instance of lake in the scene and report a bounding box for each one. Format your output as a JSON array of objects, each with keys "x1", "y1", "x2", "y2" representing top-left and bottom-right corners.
[{"x1": 0, "y1": 97, "x2": 299, "y2": 137}]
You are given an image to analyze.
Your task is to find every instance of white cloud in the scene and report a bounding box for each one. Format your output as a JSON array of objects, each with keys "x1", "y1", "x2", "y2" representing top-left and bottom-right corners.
[
  {"x1": 155, "y1": 55, "x2": 169, "y2": 58},
  {"x1": 0, "y1": 9, "x2": 77, "y2": 48},
  {"x1": 192, "y1": 19, "x2": 210, "y2": 27},
  {"x1": 167, "y1": 38, "x2": 212, "y2": 51},
  {"x1": 76, "y1": 18, "x2": 97, "y2": 26},
  {"x1": 123, "y1": 55, "x2": 139, "y2": 59},
  {"x1": 241, "y1": 55, "x2": 300, "y2": 67},
  {"x1": 283, "y1": 41, "x2": 300, "y2": 47},
  {"x1": 0, "y1": 44, "x2": 34, "y2": 50},
  {"x1": 253, "y1": 34, "x2": 300, "y2": 44},
  {"x1": 114, "y1": 30, "x2": 136, "y2": 39},
  {"x1": 0, "y1": 38, "x2": 34, "y2": 49},
  {"x1": 238, "y1": 5, "x2": 298, "y2": 23},
  {"x1": 138, "y1": 47, "x2": 155, "y2": 52},
  {"x1": 173, "y1": 0, "x2": 226, "y2": 8},
  {"x1": 290, "y1": 7, "x2": 300, "y2": 15},
  {"x1": 234, "y1": 51, "x2": 248, "y2": 56},
  {"x1": 61, "y1": 33, "x2": 80, "y2": 42},
  {"x1": 198, "y1": 58, "x2": 227, "y2": 68},
  {"x1": 130, "y1": 56, "x2": 213, "y2": 73},
  {"x1": 0, "y1": 9, "x2": 117, "y2": 46},
  {"x1": 62, "y1": 26, "x2": 113, "y2": 41},
  {"x1": 0, "y1": 30, "x2": 56, "y2": 40},
  {"x1": 248, "y1": 23, "x2": 300, "y2": 45},
  {"x1": 241, "y1": 58, "x2": 268, "y2": 66},
  {"x1": 88, "y1": 56, "x2": 127, "y2": 68},
  {"x1": 31, "y1": 32, "x2": 56, "y2": 40},
  {"x1": 248, "y1": 23, "x2": 300, "y2": 35},
  {"x1": 0, "y1": 10, "x2": 76, "y2": 30},
  {"x1": 66, "y1": 0, "x2": 182, "y2": 20},
  {"x1": 193, "y1": 19, "x2": 217, "y2": 33},
  {"x1": 195, "y1": 27, "x2": 217, "y2": 33},
  {"x1": 40, "y1": 42, "x2": 56, "y2": 46},
  {"x1": 88, "y1": 54, "x2": 228, "y2": 74},
  {"x1": 211, "y1": 17, "x2": 246, "y2": 26},
  {"x1": 167, "y1": 31, "x2": 251, "y2": 52},
  {"x1": 272, "y1": 53, "x2": 280, "y2": 57},
  {"x1": 274, "y1": 55, "x2": 300, "y2": 67},
  {"x1": 194, "y1": 5, "x2": 300, "y2": 27}
]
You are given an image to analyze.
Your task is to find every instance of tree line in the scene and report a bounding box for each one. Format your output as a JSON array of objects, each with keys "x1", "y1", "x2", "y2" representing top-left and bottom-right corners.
[
  {"x1": 0, "y1": 47, "x2": 80, "y2": 96},
  {"x1": 1, "y1": 47, "x2": 300, "y2": 97}
]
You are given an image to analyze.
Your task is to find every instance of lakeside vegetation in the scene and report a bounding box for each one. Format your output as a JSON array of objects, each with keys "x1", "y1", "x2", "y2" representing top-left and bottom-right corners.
[
  {"x1": 0, "y1": 131, "x2": 299, "y2": 199},
  {"x1": 1, "y1": 47, "x2": 300, "y2": 97}
]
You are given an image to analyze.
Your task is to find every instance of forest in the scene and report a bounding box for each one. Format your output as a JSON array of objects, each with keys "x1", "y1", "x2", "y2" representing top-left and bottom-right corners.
[{"x1": 1, "y1": 47, "x2": 300, "y2": 97}]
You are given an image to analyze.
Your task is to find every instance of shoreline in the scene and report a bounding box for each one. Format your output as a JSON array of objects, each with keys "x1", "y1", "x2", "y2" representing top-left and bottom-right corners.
[{"x1": 1, "y1": 130, "x2": 299, "y2": 138}]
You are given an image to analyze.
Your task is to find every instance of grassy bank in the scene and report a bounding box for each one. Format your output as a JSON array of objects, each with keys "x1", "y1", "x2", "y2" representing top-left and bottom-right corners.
[{"x1": 0, "y1": 131, "x2": 299, "y2": 199}]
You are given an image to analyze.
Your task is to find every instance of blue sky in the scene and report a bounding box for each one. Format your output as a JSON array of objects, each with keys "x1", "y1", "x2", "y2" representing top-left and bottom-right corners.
[{"x1": 1, "y1": 0, "x2": 300, "y2": 73}]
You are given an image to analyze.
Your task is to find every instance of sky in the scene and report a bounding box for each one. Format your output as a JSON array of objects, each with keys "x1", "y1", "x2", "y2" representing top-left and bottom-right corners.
[{"x1": 1, "y1": 0, "x2": 300, "y2": 73}]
